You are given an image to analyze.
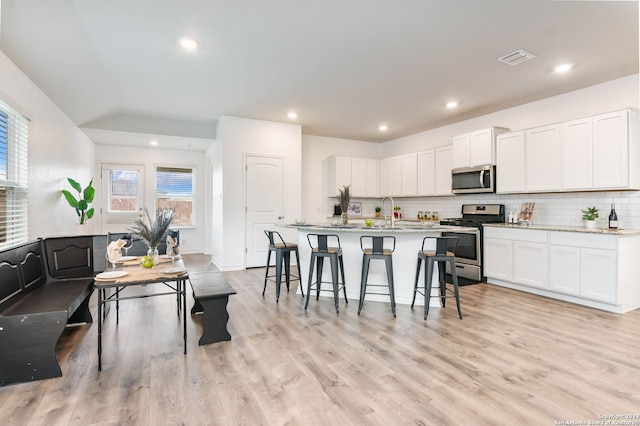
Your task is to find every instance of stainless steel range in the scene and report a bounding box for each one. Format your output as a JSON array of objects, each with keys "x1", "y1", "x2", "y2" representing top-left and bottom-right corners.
[{"x1": 440, "y1": 204, "x2": 505, "y2": 283}]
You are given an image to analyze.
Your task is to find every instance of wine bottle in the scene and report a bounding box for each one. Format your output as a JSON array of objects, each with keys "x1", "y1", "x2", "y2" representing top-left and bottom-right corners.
[{"x1": 608, "y1": 203, "x2": 618, "y2": 229}]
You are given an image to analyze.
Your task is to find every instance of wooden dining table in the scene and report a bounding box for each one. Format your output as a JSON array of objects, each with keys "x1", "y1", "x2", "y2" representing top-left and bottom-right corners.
[{"x1": 93, "y1": 256, "x2": 189, "y2": 371}]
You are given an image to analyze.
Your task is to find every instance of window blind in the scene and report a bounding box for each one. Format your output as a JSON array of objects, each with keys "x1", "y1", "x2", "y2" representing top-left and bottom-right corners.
[
  {"x1": 0, "y1": 99, "x2": 29, "y2": 249},
  {"x1": 155, "y1": 167, "x2": 194, "y2": 226}
]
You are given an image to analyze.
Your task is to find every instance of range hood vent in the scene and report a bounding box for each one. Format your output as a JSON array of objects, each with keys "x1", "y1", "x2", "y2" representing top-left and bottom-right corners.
[{"x1": 497, "y1": 49, "x2": 537, "y2": 66}]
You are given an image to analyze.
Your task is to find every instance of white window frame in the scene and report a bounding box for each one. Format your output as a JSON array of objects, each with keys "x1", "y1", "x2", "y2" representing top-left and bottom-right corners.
[
  {"x1": 0, "y1": 98, "x2": 29, "y2": 250},
  {"x1": 101, "y1": 163, "x2": 145, "y2": 223},
  {"x1": 154, "y1": 165, "x2": 195, "y2": 228}
]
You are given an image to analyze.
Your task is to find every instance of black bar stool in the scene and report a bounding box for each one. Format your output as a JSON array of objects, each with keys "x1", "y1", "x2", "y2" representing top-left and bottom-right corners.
[
  {"x1": 305, "y1": 234, "x2": 348, "y2": 314},
  {"x1": 263, "y1": 230, "x2": 303, "y2": 302},
  {"x1": 412, "y1": 236, "x2": 462, "y2": 320},
  {"x1": 358, "y1": 235, "x2": 396, "y2": 317}
]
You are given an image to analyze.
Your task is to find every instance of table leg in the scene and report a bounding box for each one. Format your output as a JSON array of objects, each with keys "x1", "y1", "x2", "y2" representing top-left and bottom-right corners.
[
  {"x1": 98, "y1": 287, "x2": 103, "y2": 371},
  {"x1": 183, "y1": 278, "x2": 187, "y2": 354}
]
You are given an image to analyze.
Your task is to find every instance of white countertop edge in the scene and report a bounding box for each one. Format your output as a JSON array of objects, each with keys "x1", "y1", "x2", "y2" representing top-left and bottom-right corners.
[
  {"x1": 484, "y1": 223, "x2": 640, "y2": 235},
  {"x1": 279, "y1": 224, "x2": 477, "y2": 233}
]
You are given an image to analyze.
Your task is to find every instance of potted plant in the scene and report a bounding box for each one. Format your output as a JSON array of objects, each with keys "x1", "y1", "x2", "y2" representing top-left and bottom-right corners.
[
  {"x1": 582, "y1": 206, "x2": 599, "y2": 229},
  {"x1": 375, "y1": 206, "x2": 381, "y2": 218},
  {"x1": 129, "y1": 208, "x2": 175, "y2": 266},
  {"x1": 338, "y1": 185, "x2": 351, "y2": 225},
  {"x1": 61, "y1": 178, "x2": 95, "y2": 224}
]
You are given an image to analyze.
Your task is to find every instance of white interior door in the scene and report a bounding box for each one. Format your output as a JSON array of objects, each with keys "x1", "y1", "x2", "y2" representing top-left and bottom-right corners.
[{"x1": 245, "y1": 155, "x2": 284, "y2": 267}]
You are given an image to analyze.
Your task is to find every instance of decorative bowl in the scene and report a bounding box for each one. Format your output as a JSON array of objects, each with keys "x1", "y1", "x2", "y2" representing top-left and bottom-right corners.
[{"x1": 295, "y1": 219, "x2": 306, "y2": 225}]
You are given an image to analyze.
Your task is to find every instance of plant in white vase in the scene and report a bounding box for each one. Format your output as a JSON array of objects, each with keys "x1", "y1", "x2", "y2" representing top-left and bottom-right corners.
[{"x1": 581, "y1": 206, "x2": 599, "y2": 229}]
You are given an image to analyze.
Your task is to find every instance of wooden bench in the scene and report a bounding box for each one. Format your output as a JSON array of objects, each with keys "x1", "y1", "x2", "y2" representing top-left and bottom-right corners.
[
  {"x1": 189, "y1": 271, "x2": 236, "y2": 346},
  {"x1": 0, "y1": 237, "x2": 95, "y2": 386}
]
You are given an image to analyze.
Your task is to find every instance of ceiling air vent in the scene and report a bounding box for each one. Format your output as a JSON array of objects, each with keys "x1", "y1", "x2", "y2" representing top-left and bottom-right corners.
[{"x1": 497, "y1": 49, "x2": 537, "y2": 66}]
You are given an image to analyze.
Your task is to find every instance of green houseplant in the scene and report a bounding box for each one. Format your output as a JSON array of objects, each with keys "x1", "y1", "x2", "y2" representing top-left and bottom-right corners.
[
  {"x1": 581, "y1": 206, "x2": 599, "y2": 229},
  {"x1": 375, "y1": 206, "x2": 381, "y2": 218},
  {"x1": 61, "y1": 178, "x2": 95, "y2": 224}
]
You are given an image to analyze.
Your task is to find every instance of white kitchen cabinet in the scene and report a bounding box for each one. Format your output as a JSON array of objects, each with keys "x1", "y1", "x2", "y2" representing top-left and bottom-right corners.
[
  {"x1": 350, "y1": 158, "x2": 367, "y2": 196},
  {"x1": 434, "y1": 146, "x2": 453, "y2": 195},
  {"x1": 593, "y1": 109, "x2": 638, "y2": 189},
  {"x1": 452, "y1": 134, "x2": 470, "y2": 169},
  {"x1": 401, "y1": 153, "x2": 418, "y2": 196},
  {"x1": 497, "y1": 109, "x2": 638, "y2": 194},
  {"x1": 484, "y1": 237, "x2": 512, "y2": 281},
  {"x1": 581, "y1": 248, "x2": 617, "y2": 303},
  {"x1": 496, "y1": 131, "x2": 526, "y2": 193},
  {"x1": 525, "y1": 124, "x2": 562, "y2": 192},
  {"x1": 388, "y1": 156, "x2": 402, "y2": 196},
  {"x1": 325, "y1": 156, "x2": 352, "y2": 196},
  {"x1": 452, "y1": 127, "x2": 508, "y2": 168},
  {"x1": 562, "y1": 117, "x2": 593, "y2": 190},
  {"x1": 484, "y1": 226, "x2": 640, "y2": 313},
  {"x1": 325, "y1": 156, "x2": 378, "y2": 198},
  {"x1": 549, "y1": 245, "x2": 581, "y2": 295},
  {"x1": 365, "y1": 159, "x2": 379, "y2": 197},
  {"x1": 512, "y1": 241, "x2": 548, "y2": 289},
  {"x1": 417, "y1": 149, "x2": 435, "y2": 195},
  {"x1": 379, "y1": 158, "x2": 389, "y2": 196}
]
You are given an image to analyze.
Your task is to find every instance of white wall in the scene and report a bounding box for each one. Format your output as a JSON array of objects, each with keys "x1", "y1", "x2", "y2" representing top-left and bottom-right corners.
[
  {"x1": 302, "y1": 74, "x2": 640, "y2": 228},
  {"x1": 94, "y1": 145, "x2": 207, "y2": 253},
  {"x1": 212, "y1": 116, "x2": 301, "y2": 271},
  {"x1": 0, "y1": 50, "x2": 97, "y2": 238},
  {"x1": 382, "y1": 75, "x2": 639, "y2": 158},
  {"x1": 301, "y1": 135, "x2": 381, "y2": 223}
]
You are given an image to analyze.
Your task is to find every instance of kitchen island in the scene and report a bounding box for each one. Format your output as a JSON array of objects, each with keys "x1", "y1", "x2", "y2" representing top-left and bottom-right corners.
[{"x1": 281, "y1": 223, "x2": 476, "y2": 308}]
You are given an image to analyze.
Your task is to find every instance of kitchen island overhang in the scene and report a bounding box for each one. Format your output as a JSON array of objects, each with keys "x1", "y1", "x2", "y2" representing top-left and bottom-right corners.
[{"x1": 280, "y1": 224, "x2": 476, "y2": 308}]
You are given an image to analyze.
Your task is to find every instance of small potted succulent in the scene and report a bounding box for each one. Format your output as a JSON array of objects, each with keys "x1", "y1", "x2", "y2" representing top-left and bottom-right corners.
[
  {"x1": 393, "y1": 205, "x2": 402, "y2": 219},
  {"x1": 582, "y1": 206, "x2": 599, "y2": 229},
  {"x1": 375, "y1": 206, "x2": 381, "y2": 218}
]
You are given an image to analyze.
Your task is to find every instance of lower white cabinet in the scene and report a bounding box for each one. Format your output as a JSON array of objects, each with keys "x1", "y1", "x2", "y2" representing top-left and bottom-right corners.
[
  {"x1": 512, "y1": 241, "x2": 547, "y2": 289},
  {"x1": 484, "y1": 226, "x2": 640, "y2": 313},
  {"x1": 548, "y1": 245, "x2": 581, "y2": 295},
  {"x1": 580, "y1": 248, "x2": 617, "y2": 303},
  {"x1": 484, "y1": 238, "x2": 512, "y2": 281}
]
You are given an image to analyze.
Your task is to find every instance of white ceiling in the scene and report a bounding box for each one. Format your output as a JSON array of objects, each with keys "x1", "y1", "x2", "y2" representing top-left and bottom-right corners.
[{"x1": 0, "y1": 0, "x2": 637, "y2": 150}]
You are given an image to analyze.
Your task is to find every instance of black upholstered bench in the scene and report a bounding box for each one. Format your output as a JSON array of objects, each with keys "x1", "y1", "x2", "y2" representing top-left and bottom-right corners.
[{"x1": 189, "y1": 271, "x2": 236, "y2": 346}]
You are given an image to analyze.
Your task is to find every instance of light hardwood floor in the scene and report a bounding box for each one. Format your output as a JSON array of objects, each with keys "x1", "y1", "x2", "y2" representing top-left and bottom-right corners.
[{"x1": 1, "y1": 253, "x2": 639, "y2": 425}]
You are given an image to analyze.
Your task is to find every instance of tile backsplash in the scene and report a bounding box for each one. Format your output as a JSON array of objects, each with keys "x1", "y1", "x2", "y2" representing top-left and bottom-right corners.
[{"x1": 329, "y1": 190, "x2": 640, "y2": 229}]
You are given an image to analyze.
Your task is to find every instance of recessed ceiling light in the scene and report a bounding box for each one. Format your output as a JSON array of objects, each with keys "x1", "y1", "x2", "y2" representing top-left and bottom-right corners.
[
  {"x1": 446, "y1": 101, "x2": 459, "y2": 109},
  {"x1": 379, "y1": 124, "x2": 388, "y2": 131},
  {"x1": 554, "y1": 63, "x2": 573, "y2": 73},
  {"x1": 287, "y1": 112, "x2": 298, "y2": 119},
  {"x1": 179, "y1": 37, "x2": 199, "y2": 50},
  {"x1": 149, "y1": 140, "x2": 159, "y2": 146}
]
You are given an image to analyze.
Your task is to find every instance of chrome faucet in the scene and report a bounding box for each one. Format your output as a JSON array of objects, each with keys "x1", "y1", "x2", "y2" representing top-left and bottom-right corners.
[{"x1": 381, "y1": 196, "x2": 395, "y2": 228}]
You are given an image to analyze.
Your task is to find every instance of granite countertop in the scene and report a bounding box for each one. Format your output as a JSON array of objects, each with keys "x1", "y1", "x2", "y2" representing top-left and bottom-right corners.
[
  {"x1": 280, "y1": 223, "x2": 477, "y2": 233},
  {"x1": 485, "y1": 223, "x2": 640, "y2": 236}
]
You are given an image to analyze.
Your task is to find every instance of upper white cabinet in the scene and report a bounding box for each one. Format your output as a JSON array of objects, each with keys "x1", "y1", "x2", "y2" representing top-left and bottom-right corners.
[
  {"x1": 434, "y1": 146, "x2": 453, "y2": 195},
  {"x1": 452, "y1": 127, "x2": 508, "y2": 169},
  {"x1": 387, "y1": 156, "x2": 403, "y2": 196},
  {"x1": 496, "y1": 131, "x2": 526, "y2": 193},
  {"x1": 417, "y1": 150, "x2": 435, "y2": 195},
  {"x1": 497, "y1": 109, "x2": 639, "y2": 194},
  {"x1": 525, "y1": 124, "x2": 562, "y2": 192},
  {"x1": 562, "y1": 117, "x2": 593, "y2": 190},
  {"x1": 593, "y1": 110, "x2": 638, "y2": 189},
  {"x1": 401, "y1": 153, "x2": 418, "y2": 196},
  {"x1": 325, "y1": 156, "x2": 378, "y2": 198}
]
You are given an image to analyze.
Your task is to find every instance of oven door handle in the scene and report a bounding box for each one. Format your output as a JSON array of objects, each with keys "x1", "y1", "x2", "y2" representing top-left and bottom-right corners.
[{"x1": 479, "y1": 170, "x2": 485, "y2": 187}]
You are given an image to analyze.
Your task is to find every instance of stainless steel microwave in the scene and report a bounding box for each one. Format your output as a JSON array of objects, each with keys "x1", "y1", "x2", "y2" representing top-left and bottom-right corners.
[{"x1": 451, "y1": 165, "x2": 496, "y2": 194}]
